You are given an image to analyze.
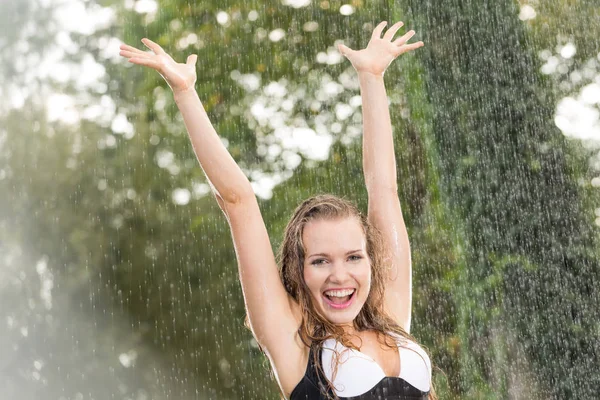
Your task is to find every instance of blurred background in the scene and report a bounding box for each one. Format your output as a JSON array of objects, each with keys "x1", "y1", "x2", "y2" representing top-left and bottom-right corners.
[{"x1": 1, "y1": 0, "x2": 600, "y2": 398}]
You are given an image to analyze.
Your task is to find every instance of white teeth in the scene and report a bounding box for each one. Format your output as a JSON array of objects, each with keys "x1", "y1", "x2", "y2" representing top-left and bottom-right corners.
[{"x1": 324, "y1": 289, "x2": 355, "y2": 297}]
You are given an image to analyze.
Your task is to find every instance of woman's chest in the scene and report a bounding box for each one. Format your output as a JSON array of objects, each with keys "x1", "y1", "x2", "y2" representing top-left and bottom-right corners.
[
  {"x1": 320, "y1": 334, "x2": 431, "y2": 398},
  {"x1": 354, "y1": 336, "x2": 400, "y2": 377}
]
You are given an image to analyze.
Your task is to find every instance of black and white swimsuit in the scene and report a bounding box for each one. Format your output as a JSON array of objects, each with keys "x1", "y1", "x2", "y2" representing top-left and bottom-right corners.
[{"x1": 290, "y1": 333, "x2": 431, "y2": 399}]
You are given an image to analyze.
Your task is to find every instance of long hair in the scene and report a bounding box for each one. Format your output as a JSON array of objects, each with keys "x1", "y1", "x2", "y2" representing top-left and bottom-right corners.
[{"x1": 276, "y1": 194, "x2": 438, "y2": 400}]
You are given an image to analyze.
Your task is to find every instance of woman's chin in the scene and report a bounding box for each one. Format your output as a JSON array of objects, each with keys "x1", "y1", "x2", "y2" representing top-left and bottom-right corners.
[{"x1": 327, "y1": 315, "x2": 356, "y2": 326}]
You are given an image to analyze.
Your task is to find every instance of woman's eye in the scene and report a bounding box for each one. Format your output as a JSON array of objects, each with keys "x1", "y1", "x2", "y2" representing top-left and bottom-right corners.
[{"x1": 311, "y1": 256, "x2": 361, "y2": 265}]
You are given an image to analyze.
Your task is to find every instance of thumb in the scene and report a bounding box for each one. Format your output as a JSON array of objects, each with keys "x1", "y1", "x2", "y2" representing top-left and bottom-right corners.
[
  {"x1": 186, "y1": 54, "x2": 198, "y2": 66},
  {"x1": 338, "y1": 43, "x2": 354, "y2": 57}
]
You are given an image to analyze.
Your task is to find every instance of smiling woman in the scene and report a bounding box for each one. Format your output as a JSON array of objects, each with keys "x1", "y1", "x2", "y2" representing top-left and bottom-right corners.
[
  {"x1": 119, "y1": 20, "x2": 433, "y2": 400},
  {"x1": 277, "y1": 195, "x2": 433, "y2": 400}
]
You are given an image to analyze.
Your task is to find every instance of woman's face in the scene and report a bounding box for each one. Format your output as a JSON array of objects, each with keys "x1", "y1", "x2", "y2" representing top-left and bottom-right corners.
[{"x1": 302, "y1": 217, "x2": 371, "y2": 326}]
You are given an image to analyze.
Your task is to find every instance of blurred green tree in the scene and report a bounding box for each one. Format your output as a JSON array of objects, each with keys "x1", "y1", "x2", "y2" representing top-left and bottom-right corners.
[{"x1": 401, "y1": 0, "x2": 600, "y2": 398}]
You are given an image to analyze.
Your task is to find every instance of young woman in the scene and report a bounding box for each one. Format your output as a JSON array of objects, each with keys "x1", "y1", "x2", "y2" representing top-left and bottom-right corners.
[{"x1": 119, "y1": 20, "x2": 434, "y2": 400}]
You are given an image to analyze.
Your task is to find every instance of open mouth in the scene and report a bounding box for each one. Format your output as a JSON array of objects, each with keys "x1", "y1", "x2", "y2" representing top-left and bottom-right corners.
[{"x1": 322, "y1": 289, "x2": 356, "y2": 309}]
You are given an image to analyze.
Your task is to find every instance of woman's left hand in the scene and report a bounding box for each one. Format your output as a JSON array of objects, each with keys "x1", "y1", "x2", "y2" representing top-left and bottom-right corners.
[{"x1": 338, "y1": 21, "x2": 424, "y2": 76}]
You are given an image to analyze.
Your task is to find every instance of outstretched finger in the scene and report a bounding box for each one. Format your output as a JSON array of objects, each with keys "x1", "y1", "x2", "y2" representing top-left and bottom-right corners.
[
  {"x1": 398, "y1": 41, "x2": 424, "y2": 54},
  {"x1": 128, "y1": 57, "x2": 161, "y2": 69},
  {"x1": 371, "y1": 21, "x2": 388, "y2": 40},
  {"x1": 141, "y1": 38, "x2": 166, "y2": 55},
  {"x1": 393, "y1": 30, "x2": 416, "y2": 46},
  {"x1": 383, "y1": 21, "x2": 404, "y2": 41},
  {"x1": 186, "y1": 54, "x2": 198, "y2": 66},
  {"x1": 337, "y1": 43, "x2": 355, "y2": 57},
  {"x1": 119, "y1": 49, "x2": 152, "y2": 59},
  {"x1": 119, "y1": 43, "x2": 147, "y2": 55}
]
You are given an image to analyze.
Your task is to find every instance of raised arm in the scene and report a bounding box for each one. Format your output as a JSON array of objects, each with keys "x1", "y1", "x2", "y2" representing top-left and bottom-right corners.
[
  {"x1": 120, "y1": 39, "x2": 251, "y2": 203},
  {"x1": 338, "y1": 21, "x2": 423, "y2": 333},
  {"x1": 119, "y1": 40, "x2": 300, "y2": 351}
]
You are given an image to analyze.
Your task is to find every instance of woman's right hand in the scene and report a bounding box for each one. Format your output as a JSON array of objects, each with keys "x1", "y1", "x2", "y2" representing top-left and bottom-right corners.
[{"x1": 119, "y1": 38, "x2": 198, "y2": 93}]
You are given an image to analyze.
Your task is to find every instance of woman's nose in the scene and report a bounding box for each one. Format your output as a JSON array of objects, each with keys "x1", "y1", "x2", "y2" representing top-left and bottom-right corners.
[{"x1": 328, "y1": 260, "x2": 349, "y2": 282}]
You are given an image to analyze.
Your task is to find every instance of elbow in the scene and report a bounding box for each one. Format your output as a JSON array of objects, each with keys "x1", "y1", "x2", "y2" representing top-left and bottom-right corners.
[
  {"x1": 230, "y1": 186, "x2": 256, "y2": 204},
  {"x1": 218, "y1": 186, "x2": 256, "y2": 208}
]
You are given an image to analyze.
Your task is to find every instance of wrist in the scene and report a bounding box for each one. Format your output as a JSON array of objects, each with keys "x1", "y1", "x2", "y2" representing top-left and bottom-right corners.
[
  {"x1": 173, "y1": 85, "x2": 197, "y2": 101},
  {"x1": 358, "y1": 71, "x2": 385, "y2": 85},
  {"x1": 358, "y1": 70, "x2": 384, "y2": 78}
]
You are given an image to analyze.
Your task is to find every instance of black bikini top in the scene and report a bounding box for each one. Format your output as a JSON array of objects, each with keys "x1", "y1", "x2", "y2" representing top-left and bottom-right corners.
[{"x1": 290, "y1": 341, "x2": 430, "y2": 400}]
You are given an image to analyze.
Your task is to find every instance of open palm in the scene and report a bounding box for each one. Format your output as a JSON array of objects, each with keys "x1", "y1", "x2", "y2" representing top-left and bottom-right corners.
[
  {"x1": 338, "y1": 21, "x2": 424, "y2": 76},
  {"x1": 119, "y1": 38, "x2": 198, "y2": 93}
]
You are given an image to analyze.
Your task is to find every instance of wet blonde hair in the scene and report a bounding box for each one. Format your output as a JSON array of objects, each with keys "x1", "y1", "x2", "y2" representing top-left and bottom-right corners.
[{"x1": 277, "y1": 194, "x2": 437, "y2": 400}]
